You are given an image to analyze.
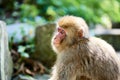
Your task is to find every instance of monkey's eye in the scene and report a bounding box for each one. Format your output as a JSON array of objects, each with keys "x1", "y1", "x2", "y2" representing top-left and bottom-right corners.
[{"x1": 62, "y1": 25, "x2": 68, "y2": 28}]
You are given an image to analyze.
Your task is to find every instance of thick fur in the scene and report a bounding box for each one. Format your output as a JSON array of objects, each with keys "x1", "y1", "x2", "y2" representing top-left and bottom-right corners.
[{"x1": 49, "y1": 16, "x2": 120, "y2": 80}]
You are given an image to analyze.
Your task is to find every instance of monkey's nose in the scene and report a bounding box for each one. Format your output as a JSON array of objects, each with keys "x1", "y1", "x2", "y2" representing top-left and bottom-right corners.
[{"x1": 58, "y1": 27, "x2": 64, "y2": 33}]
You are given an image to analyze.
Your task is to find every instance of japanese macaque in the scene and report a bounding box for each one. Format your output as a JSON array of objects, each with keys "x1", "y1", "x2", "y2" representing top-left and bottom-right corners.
[{"x1": 49, "y1": 15, "x2": 120, "y2": 80}]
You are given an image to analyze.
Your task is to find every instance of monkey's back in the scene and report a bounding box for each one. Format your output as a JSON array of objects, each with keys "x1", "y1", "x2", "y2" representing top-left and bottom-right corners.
[{"x1": 77, "y1": 37, "x2": 120, "y2": 80}]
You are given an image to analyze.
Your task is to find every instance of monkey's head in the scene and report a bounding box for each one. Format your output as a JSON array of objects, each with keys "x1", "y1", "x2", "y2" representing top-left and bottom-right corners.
[{"x1": 52, "y1": 15, "x2": 89, "y2": 53}]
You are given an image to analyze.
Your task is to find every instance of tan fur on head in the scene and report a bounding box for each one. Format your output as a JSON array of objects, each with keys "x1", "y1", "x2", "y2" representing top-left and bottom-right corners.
[{"x1": 58, "y1": 15, "x2": 89, "y2": 38}]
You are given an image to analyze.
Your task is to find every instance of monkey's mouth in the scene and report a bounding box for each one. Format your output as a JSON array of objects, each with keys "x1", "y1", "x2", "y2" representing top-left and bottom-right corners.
[{"x1": 53, "y1": 32, "x2": 66, "y2": 46}]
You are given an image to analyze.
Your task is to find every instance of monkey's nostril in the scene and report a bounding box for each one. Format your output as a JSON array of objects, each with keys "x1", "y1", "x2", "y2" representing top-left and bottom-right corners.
[
  {"x1": 58, "y1": 27, "x2": 64, "y2": 32},
  {"x1": 61, "y1": 30, "x2": 64, "y2": 34},
  {"x1": 58, "y1": 28, "x2": 60, "y2": 31},
  {"x1": 58, "y1": 27, "x2": 62, "y2": 32}
]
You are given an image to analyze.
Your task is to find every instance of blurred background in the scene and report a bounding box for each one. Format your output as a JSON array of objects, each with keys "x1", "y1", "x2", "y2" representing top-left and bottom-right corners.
[{"x1": 0, "y1": 0, "x2": 120, "y2": 80}]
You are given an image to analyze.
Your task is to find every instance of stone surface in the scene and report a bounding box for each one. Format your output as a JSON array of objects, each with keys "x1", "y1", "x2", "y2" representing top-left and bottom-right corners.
[
  {"x1": 95, "y1": 29, "x2": 120, "y2": 51},
  {"x1": 31, "y1": 23, "x2": 56, "y2": 68},
  {"x1": 95, "y1": 29, "x2": 120, "y2": 35},
  {"x1": 12, "y1": 74, "x2": 50, "y2": 80},
  {"x1": 112, "y1": 22, "x2": 120, "y2": 28},
  {"x1": 34, "y1": 74, "x2": 50, "y2": 80},
  {"x1": 0, "y1": 21, "x2": 13, "y2": 80}
]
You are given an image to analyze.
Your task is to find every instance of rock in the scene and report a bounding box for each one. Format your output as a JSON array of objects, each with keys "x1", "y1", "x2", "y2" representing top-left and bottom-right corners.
[
  {"x1": 0, "y1": 21, "x2": 13, "y2": 80},
  {"x1": 31, "y1": 23, "x2": 56, "y2": 68},
  {"x1": 95, "y1": 29, "x2": 120, "y2": 51},
  {"x1": 112, "y1": 22, "x2": 120, "y2": 28},
  {"x1": 12, "y1": 74, "x2": 36, "y2": 80},
  {"x1": 12, "y1": 74, "x2": 50, "y2": 80},
  {"x1": 34, "y1": 74, "x2": 50, "y2": 80}
]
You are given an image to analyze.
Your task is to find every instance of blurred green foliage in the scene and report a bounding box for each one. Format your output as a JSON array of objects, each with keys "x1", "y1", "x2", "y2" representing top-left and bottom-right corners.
[
  {"x1": 20, "y1": 4, "x2": 39, "y2": 20},
  {"x1": 0, "y1": 0, "x2": 120, "y2": 25}
]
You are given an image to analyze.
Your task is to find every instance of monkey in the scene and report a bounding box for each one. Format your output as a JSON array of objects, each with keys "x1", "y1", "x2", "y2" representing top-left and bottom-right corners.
[{"x1": 49, "y1": 15, "x2": 120, "y2": 80}]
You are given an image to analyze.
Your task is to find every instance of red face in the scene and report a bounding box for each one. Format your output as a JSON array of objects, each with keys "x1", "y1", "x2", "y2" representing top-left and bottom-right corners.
[{"x1": 53, "y1": 27, "x2": 66, "y2": 46}]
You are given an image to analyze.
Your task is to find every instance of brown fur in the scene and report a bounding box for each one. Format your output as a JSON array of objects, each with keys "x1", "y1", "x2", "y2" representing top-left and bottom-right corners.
[{"x1": 49, "y1": 15, "x2": 120, "y2": 80}]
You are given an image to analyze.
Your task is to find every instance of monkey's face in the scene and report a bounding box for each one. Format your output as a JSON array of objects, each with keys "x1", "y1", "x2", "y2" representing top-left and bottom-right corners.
[
  {"x1": 52, "y1": 23, "x2": 78, "y2": 49},
  {"x1": 51, "y1": 16, "x2": 89, "y2": 53},
  {"x1": 52, "y1": 16, "x2": 80, "y2": 47},
  {"x1": 53, "y1": 27, "x2": 66, "y2": 46}
]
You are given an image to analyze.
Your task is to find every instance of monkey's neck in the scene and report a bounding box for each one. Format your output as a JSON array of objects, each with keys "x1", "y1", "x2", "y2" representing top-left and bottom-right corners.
[
  {"x1": 77, "y1": 37, "x2": 89, "y2": 43},
  {"x1": 56, "y1": 38, "x2": 90, "y2": 65},
  {"x1": 70, "y1": 37, "x2": 89, "y2": 49}
]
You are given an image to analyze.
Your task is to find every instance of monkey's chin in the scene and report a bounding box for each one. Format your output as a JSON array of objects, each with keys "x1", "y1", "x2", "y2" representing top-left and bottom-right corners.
[
  {"x1": 53, "y1": 43, "x2": 60, "y2": 47},
  {"x1": 53, "y1": 39, "x2": 62, "y2": 47},
  {"x1": 52, "y1": 43, "x2": 60, "y2": 54}
]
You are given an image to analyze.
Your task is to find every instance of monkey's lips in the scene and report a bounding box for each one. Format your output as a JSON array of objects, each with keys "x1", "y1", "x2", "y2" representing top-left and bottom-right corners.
[{"x1": 53, "y1": 32, "x2": 66, "y2": 46}]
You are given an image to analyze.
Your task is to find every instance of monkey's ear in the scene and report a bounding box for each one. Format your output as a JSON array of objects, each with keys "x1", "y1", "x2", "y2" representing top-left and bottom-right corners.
[
  {"x1": 78, "y1": 28, "x2": 89, "y2": 38},
  {"x1": 78, "y1": 29, "x2": 83, "y2": 38}
]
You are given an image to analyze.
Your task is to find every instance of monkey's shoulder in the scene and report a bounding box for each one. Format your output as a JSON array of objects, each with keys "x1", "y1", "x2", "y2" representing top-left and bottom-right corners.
[
  {"x1": 88, "y1": 37, "x2": 117, "y2": 57},
  {"x1": 89, "y1": 37, "x2": 115, "y2": 50}
]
